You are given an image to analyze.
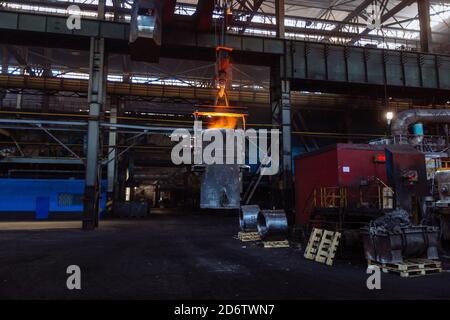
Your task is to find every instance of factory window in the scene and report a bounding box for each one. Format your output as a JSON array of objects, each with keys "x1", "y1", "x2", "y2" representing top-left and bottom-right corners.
[{"x1": 58, "y1": 193, "x2": 83, "y2": 207}]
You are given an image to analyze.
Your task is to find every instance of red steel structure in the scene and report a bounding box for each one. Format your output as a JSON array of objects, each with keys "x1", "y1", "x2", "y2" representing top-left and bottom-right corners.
[{"x1": 294, "y1": 144, "x2": 388, "y2": 226}]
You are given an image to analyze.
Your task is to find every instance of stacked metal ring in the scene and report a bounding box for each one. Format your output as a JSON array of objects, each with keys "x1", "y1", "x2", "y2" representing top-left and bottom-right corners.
[
  {"x1": 257, "y1": 210, "x2": 288, "y2": 241},
  {"x1": 239, "y1": 205, "x2": 260, "y2": 231}
]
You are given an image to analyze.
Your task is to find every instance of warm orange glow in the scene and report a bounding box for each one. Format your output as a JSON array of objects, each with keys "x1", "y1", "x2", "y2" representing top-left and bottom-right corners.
[
  {"x1": 195, "y1": 111, "x2": 244, "y2": 118},
  {"x1": 194, "y1": 111, "x2": 246, "y2": 129},
  {"x1": 208, "y1": 117, "x2": 238, "y2": 129},
  {"x1": 216, "y1": 46, "x2": 233, "y2": 52},
  {"x1": 218, "y1": 86, "x2": 226, "y2": 98}
]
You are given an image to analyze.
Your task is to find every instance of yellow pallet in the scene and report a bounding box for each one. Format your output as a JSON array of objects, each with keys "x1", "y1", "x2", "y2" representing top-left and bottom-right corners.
[
  {"x1": 368, "y1": 259, "x2": 443, "y2": 277},
  {"x1": 304, "y1": 228, "x2": 341, "y2": 266},
  {"x1": 237, "y1": 231, "x2": 261, "y2": 242},
  {"x1": 263, "y1": 240, "x2": 290, "y2": 248},
  {"x1": 304, "y1": 228, "x2": 323, "y2": 260}
]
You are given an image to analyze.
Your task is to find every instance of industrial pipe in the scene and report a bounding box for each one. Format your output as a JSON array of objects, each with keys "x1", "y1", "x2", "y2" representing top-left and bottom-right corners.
[
  {"x1": 391, "y1": 109, "x2": 450, "y2": 136},
  {"x1": 0, "y1": 118, "x2": 191, "y2": 134},
  {"x1": 239, "y1": 205, "x2": 260, "y2": 231},
  {"x1": 257, "y1": 210, "x2": 288, "y2": 241}
]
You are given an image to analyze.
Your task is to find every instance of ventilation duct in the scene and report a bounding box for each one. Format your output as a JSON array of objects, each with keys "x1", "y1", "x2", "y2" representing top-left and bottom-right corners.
[{"x1": 391, "y1": 109, "x2": 450, "y2": 136}]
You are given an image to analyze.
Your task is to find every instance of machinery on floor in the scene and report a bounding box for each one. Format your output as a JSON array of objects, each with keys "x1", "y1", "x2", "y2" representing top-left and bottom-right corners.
[
  {"x1": 433, "y1": 170, "x2": 450, "y2": 240},
  {"x1": 381, "y1": 109, "x2": 450, "y2": 243},
  {"x1": 294, "y1": 142, "x2": 443, "y2": 263},
  {"x1": 295, "y1": 143, "x2": 391, "y2": 230},
  {"x1": 239, "y1": 204, "x2": 289, "y2": 241},
  {"x1": 294, "y1": 108, "x2": 450, "y2": 262},
  {"x1": 361, "y1": 209, "x2": 439, "y2": 264},
  {"x1": 0, "y1": 179, "x2": 107, "y2": 219}
]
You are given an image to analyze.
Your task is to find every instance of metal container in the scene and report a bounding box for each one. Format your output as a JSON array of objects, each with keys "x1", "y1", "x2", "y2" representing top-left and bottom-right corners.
[
  {"x1": 199, "y1": 164, "x2": 241, "y2": 209},
  {"x1": 361, "y1": 226, "x2": 439, "y2": 263},
  {"x1": 239, "y1": 205, "x2": 260, "y2": 231},
  {"x1": 197, "y1": 128, "x2": 244, "y2": 209},
  {"x1": 294, "y1": 144, "x2": 388, "y2": 225},
  {"x1": 129, "y1": 0, "x2": 161, "y2": 62},
  {"x1": 257, "y1": 210, "x2": 288, "y2": 241}
]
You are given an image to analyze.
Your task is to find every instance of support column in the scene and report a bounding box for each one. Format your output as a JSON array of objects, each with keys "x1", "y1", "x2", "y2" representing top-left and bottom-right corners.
[
  {"x1": 41, "y1": 90, "x2": 50, "y2": 113},
  {"x1": 15, "y1": 92, "x2": 22, "y2": 109},
  {"x1": 98, "y1": 0, "x2": 106, "y2": 20},
  {"x1": 107, "y1": 97, "x2": 118, "y2": 211},
  {"x1": 418, "y1": 0, "x2": 432, "y2": 53},
  {"x1": 275, "y1": 0, "x2": 285, "y2": 38},
  {"x1": 0, "y1": 46, "x2": 7, "y2": 109},
  {"x1": 16, "y1": 48, "x2": 27, "y2": 110},
  {"x1": 115, "y1": 99, "x2": 126, "y2": 204},
  {"x1": 270, "y1": 59, "x2": 293, "y2": 219},
  {"x1": 270, "y1": 62, "x2": 281, "y2": 209},
  {"x1": 1, "y1": 46, "x2": 7, "y2": 73},
  {"x1": 281, "y1": 80, "x2": 292, "y2": 202},
  {"x1": 127, "y1": 151, "x2": 135, "y2": 201},
  {"x1": 155, "y1": 184, "x2": 161, "y2": 208},
  {"x1": 41, "y1": 49, "x2": 52, "y2": 113},
  {"x1": 83, "y1": 37, "x2": 106, "y2": 230}
]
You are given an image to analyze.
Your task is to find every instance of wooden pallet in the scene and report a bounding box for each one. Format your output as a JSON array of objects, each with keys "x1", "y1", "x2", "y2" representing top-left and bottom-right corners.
[
  {"x1": 368, "y1": 259, "x2": 442, "y2": 277},
  {"x1": 263, "y1": 240, "x2": 290, "y2": 248},
  {"x1": 304, "y1": 228, "x2": 323, "y2": 260},
  {"x1": 304, "y1": 228, "x2": 341, "y2": 266},
  {"x1": 237, "y1": 231, "x2": 261, "y2": 242}
]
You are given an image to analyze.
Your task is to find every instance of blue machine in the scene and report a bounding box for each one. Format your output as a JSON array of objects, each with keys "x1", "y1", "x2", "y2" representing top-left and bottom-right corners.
[
  {"x1": 0, "y1": 179, "x2": 107, "y2": 219},
  {"x1": 413, "y1": 123, "x2": 424, "y2": 136}
]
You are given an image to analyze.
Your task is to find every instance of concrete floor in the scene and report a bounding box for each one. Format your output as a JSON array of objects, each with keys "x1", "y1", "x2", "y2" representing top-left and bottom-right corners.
[{"x1": 0, "y1": 211, "x2": 449, "y2": 300}]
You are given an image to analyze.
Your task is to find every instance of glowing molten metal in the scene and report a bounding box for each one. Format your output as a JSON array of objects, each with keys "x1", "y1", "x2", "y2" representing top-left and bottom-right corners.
[{"x1": 193, "y1": 111, "x2": 246, "y2": 129}]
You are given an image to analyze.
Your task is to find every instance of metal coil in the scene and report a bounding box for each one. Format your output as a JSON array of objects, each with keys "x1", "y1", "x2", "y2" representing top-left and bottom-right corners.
[
  {"x1": 257, "y1": 210, "x2": 288, "y2": 241},
  {"x1": 239, "y1": 205, "x2": 260, "y2": 231}
]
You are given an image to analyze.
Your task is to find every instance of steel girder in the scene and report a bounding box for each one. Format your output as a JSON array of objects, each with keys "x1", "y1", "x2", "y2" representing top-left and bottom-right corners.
[
  {"x1": 348, "y1": 0, "x2": 417, "y2": 44},
  {"x1": 0, "y1": 10, "x2": 449, "y2": 99}
]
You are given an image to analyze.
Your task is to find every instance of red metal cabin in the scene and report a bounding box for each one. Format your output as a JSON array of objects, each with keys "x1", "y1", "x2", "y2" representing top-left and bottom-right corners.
[{"x1": 294, "y1": 144, "x2": 388, "y2": 226}]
